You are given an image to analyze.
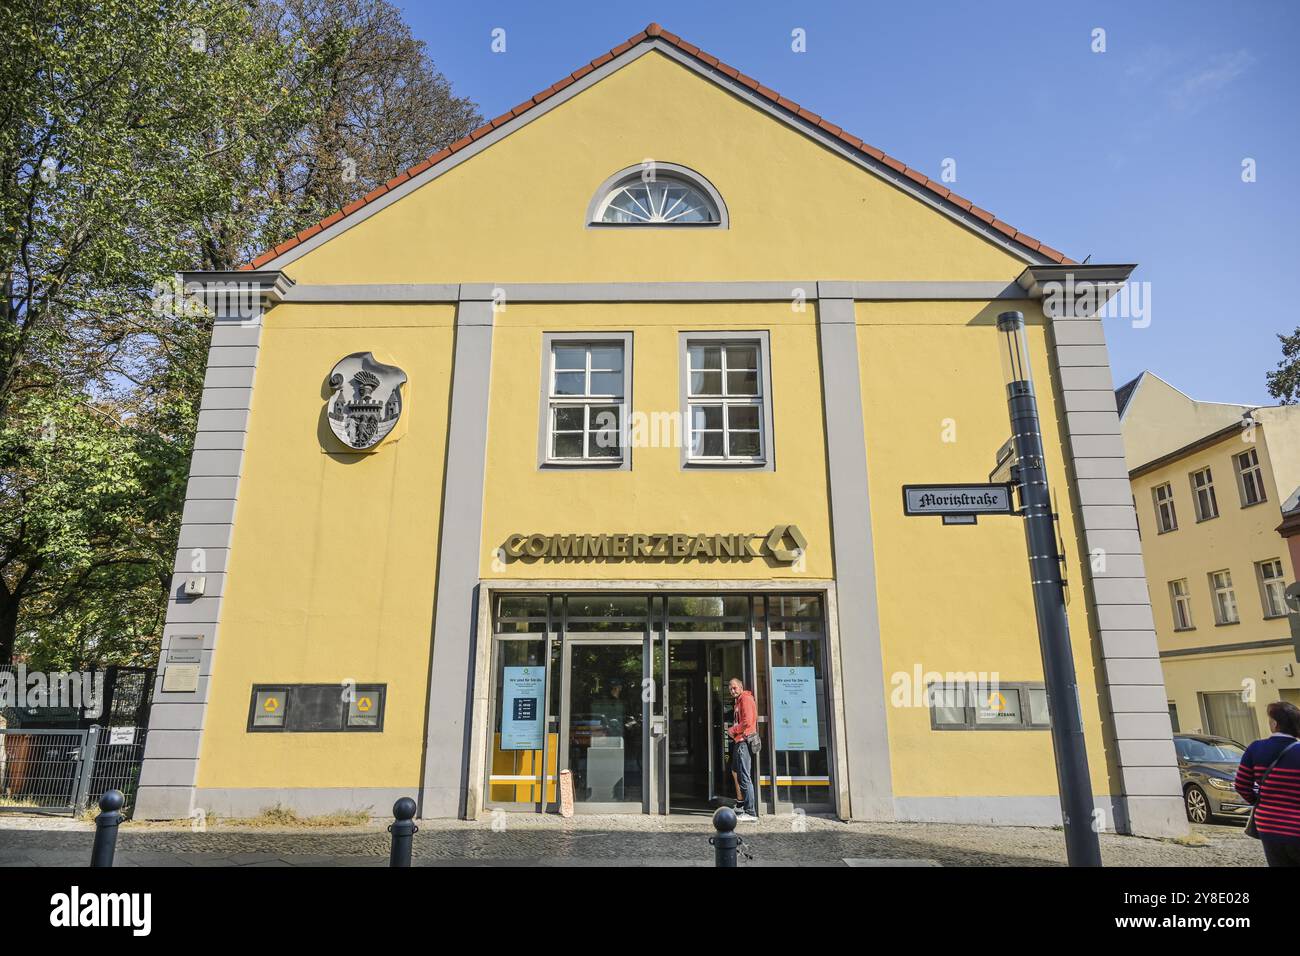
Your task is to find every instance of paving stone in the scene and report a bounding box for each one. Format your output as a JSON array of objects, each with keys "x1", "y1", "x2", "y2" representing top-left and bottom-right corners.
[{"x1": 0, "y1": 816, "x2": 1261, "y2": 867}]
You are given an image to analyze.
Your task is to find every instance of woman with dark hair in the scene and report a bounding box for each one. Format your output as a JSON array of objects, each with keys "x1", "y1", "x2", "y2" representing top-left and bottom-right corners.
[{"x1": 1234, "y1": 700, "x2": 1300, "y2": 866}]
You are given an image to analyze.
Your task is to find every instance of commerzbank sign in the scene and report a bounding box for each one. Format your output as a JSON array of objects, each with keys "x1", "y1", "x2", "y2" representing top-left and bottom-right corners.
[{"x1": 501, "y1": 525, "x2": 807, "y2": 563}]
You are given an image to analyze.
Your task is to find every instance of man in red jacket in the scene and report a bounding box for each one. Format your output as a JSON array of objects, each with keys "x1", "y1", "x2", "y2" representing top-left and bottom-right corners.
[{"x1": 727, "y1": 677, "x2": 758, "y2": 822}]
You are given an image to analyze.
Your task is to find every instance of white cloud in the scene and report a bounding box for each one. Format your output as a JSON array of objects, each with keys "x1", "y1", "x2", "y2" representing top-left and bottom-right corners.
[{"x1": 1168, "y1": 50, "x2": 1256, "y2": 111}]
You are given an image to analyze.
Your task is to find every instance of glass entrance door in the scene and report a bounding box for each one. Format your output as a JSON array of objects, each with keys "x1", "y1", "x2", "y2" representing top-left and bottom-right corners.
[
  {"x1": 561, "y1": 640, "x2": 645, "y2": 807},
  {"x1": 666, "y1": 638, "x2": 748, "y2": 812}
]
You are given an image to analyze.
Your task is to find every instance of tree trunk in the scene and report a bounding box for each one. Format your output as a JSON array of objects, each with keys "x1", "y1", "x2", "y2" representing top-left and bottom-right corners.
[{"x1": 0, "y1": 591, "x2": 18, "y2": 665}]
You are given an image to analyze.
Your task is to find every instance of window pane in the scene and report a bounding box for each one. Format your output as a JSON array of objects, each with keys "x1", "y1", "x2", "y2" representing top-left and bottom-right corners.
[
  {"x1": 692, "y1": 431, "x2": 724, "y2": 457},
  {"x1": 553, "y1": 406, "x2": 584, "y2": 430},
  {"x1": 728, "y1": 430, "x2": 760, "y2": 457},
  {"x1": 726, "y1": 344, "x2": 758, "y2": 369},
  {"x1": 691, "y1": 405, "x2": 723, "y2": 430},
  {"x1": 553, "y1": 371, "x2": 585, "y2": 396},
  {"x1": 553, "y1": 432, "x2": 584, "y2": 458},
  {"x1": 931, "y1": 685, "x2": 966, "y2": 725},
  {"x1": 553, "y1": 347, "x2": 585, "y2": 370},
  {"x1": 497, "y1": 595, "x2": 549, "y2": 618},
  {"x1": 726, "y1": 370, "x2": 759, "y2": 395},
  {"x1": 589, "y1": 371, "x2": 623, "y2": 396},
  {"x1": 727, "y1": 405, "x2": 760, "y2": 430},
  {"x1": 588, "y1": 346, "x2": 623, "y2": 371},
  {"x1": 690, "y1": 345, "x2": 722, "y2": 370},
  {"x1": 691, "y1": 370, "x2": 723, "y2": 395},
  {"x1": 588, "y1": 436, "x2": 621, "y2": 458},
  {"x1": 588, "y1": 406, "x2": 621, "y2": 457}
]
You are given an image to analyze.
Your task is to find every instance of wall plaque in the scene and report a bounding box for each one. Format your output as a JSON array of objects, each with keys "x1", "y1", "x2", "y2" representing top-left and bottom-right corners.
[{"x1": 162, "y1": 664, "x2": 201, "y2": 693}]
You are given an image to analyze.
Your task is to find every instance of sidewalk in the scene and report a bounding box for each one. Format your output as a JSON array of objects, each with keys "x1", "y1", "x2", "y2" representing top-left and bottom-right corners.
[{"x1": 0, "y1": 813, "x2": 1262, "y2": 867}]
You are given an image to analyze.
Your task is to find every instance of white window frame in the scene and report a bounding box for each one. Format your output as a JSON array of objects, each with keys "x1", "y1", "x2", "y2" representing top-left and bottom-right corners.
[
  {"x1": 678, "y1": 331, "x2": 775, "y2": 470},
  {"x1": 1256, "y1": 558, "x2": 1288, "y2": 619},
  {"x1": 586, "y1": 163, "x2": 728, "y2": 228},
  {"x1": 1152, "y1": 482, "x2": 1178, "y2": 533},
  {"x1": 1169, "y1": 578, "x2": 1194, "y2": 631},
  {"x1": 537, "y1": 333, "x2": 632, "y2": 470},
  {"x1": 1235, "y1": 448, "x2": 1267, "y2": 507},
  {"x1": 1189, "y1": 467, "x2": 1219, "y2": 522},
  {"x1": 1209, "y1": 569, "x2": 1239, "y2": 625}
]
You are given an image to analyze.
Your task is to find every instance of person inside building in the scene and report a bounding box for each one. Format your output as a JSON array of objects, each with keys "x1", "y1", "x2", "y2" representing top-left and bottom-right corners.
[
  {"x1": 727, "y1": 677, "x2": 758, "y2": 822},
  {"x1": 1234, "y1": 700, "x2": 1300, "y2": 866}
]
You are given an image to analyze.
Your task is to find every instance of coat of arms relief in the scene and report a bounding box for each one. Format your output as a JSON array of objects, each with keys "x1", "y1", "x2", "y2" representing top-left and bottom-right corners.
[{"x1": 326, "y1": 352, "x2": 407, "y2": 449}]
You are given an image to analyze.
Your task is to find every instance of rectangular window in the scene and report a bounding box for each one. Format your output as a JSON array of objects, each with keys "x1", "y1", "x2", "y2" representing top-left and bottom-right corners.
[
  {"x1": 541, "y1": 336, "x2": 630, "y2": 467},
  {"x1": 1152, "y1": 482, "x2": 1177, "y2": 533},
  {"x1": 1209, "y1": 570, "x2": 1239, "y2": 625},
  {"x1": 928, "y1": 682, "x2": 1049, "y2": 730},
  {"x1": 1257, "y1": 559, "x2": 1288, "y2": 619},
  {"x1": 1235, "y1": 449, "x2": 1266, "y2": 506},
  {"x1": 1168, "y1": 578, "x2": 1194, "y2": 631},
  {"x1": 1199, "y1": 691, "x2": 1260, "y2": 745},
  {"x1": 1189, "y1": 467, "x2": 1219, "y2": 521},
  {"x1": 247, "y1": 684, "x2": 386, "y2": 732},
  {"x1": 681, "y1": 333, "x2": 773, "y2": 467}
]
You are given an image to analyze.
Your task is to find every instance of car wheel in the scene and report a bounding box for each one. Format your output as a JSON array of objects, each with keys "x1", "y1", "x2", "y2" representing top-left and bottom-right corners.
[{"x1": 1184, "y1": 784, "x2": 1210, "y2": 824}]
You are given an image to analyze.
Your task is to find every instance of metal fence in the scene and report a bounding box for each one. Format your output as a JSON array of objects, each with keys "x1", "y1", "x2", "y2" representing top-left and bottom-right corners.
[
  {"x1": 0, "y1": 663, "x2": 155, "y2": 816},
  {"x1": 0, "y1": 729, "x2": 92, "y2": 814}
]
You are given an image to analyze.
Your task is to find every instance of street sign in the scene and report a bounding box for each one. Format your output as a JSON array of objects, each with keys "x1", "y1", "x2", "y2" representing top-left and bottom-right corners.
[{"x1": 902, "y1": 483, "x2": 1015, "y2": 517}]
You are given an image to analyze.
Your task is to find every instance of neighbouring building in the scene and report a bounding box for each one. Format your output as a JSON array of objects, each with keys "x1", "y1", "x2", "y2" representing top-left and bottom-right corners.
[
  {"x1": 1119, "y1": 371, "x2": 1300, "y2": 746},
  {"x1": 132, "y1": 24, "x2": 1186, "y2": 836}
]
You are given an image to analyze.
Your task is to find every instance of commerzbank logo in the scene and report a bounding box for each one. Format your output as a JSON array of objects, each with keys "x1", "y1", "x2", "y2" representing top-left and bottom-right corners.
[{"x1": 500, "y1": 525, "x2": 807, "y2": 564}]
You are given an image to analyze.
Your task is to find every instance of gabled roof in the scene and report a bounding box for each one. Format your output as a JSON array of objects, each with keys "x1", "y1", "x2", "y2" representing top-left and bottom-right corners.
[
  {"x1": 1114, "y1": 372, "x2": 1146, "y2": 420},
  {"x1": 244, "y1": 22, "x2": 1076, "y2": 272}
]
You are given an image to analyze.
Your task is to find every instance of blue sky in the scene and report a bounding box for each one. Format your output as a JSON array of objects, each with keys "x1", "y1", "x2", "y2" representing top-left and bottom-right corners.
[{"x1": 400, "y1": 0, "x2": 1299, "y2": 405}]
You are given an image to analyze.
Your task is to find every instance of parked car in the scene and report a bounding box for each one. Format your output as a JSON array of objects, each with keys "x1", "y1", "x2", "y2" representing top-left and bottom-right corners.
[{"x1": 1173, "y1": 733, "x2": 1251, "y2": 824}]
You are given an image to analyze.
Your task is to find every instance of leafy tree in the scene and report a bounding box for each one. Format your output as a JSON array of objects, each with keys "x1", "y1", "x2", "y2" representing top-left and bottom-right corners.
[
  {"x1": 1266, "y1": 328, "x2": 1300, "y2": 405},
  {"x1": 0, "y1": 0, "x2": 481, "y2": 664}
]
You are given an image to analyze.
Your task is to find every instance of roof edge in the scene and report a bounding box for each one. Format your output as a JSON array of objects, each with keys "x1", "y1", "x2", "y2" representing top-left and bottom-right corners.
[{"x1": 243, "y1": 22, "x2": 1078, "y2": 272}]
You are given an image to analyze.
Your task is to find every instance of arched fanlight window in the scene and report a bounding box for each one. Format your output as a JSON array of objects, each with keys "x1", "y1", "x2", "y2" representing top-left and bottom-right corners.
[{"x1": 588, "y1": 164, "x2": 727, "y2": 227}]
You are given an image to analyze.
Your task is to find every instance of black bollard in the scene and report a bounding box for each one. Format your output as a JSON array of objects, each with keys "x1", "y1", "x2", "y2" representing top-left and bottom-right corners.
[
  {"x1": 389, "y1": 797, "x2": 418, "y2": 867},
  {"x1": 710, "y1": 806, "x2": 738, "y2": 867},
  {"x1": 90, "y1": 790, "x2": 125, "y2": 868}
]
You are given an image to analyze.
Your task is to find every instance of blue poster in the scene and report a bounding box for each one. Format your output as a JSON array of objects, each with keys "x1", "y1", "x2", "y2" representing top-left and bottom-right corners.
[
  {"x1": 501, "y1": 666, "x2": 545, "y2": 750},
  {"x1": 772, "y1": 667, "x2": 819, "y2": 751}
]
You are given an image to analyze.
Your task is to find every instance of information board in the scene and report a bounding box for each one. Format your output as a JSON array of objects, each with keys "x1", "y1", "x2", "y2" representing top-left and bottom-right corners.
[
  {"x1": 501, "y1": 666, "x2": 545, "y2": 750},
  {"x1": 772, "y1": 666, "x2": 819, "y2": 751}
]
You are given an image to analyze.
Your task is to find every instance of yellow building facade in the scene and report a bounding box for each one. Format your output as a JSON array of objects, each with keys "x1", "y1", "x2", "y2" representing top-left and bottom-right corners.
[
  {"x1": 134, "y1": 25, "x2": 1186, "y2": 835},
  {"x1": 1120, "y1": 373, "x2": 1300, "y2": 749}
]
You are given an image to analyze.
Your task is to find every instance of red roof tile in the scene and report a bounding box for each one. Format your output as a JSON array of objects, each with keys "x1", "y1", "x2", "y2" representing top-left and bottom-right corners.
[{"x1": 241, "y1": 23, "x2": 1073, "y2": 270}]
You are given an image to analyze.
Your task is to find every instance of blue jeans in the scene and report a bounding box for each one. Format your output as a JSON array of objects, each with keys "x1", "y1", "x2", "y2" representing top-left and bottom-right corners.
[{"x1": 730, "y1": 738, "x2": 756, "y2": 816}]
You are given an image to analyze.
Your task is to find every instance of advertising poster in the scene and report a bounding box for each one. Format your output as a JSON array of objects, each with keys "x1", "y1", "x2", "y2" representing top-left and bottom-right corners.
[
  {"x1": 772, "y1": 666, "x2": 819, "y2": 751},
  {"x1": 501, "y1": 666, "x2": 545, "y2": 750}
]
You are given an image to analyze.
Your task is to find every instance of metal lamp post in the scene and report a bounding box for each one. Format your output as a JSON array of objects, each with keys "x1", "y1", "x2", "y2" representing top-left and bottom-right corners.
[{"x1": 997, "y1": 310, "x2": 1103, "y2": 867}]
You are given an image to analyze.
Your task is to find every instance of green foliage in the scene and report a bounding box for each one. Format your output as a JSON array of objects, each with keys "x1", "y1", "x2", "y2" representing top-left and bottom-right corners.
[
  {"x1": 0, "y1": 0, "x2": 481, "y2": 664},
  {"x1": 1265, "y1": 328, "x2": 1300, "y2": 406}
]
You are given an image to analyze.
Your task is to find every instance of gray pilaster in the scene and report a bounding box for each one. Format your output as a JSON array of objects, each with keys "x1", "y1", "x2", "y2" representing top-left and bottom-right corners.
[
  {"x1": 134, "y1": 273, "x2": 288, "y2": 820},
  {"x1": 1047, "y1": 311, "x2": 1187, "y2": 837},
  {"x1": 419, "y1": 293, "x2": 495, "y2": 818},
  {"x1": 815, "y1": 285, "x2": 895, "y2": 820}
]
